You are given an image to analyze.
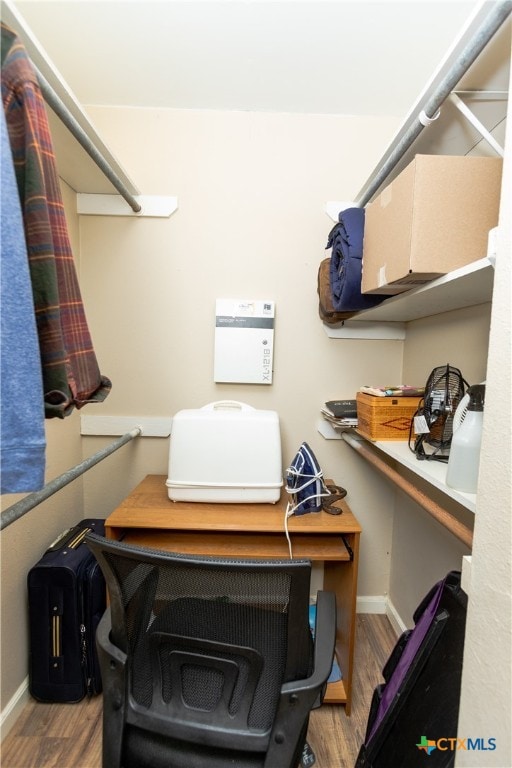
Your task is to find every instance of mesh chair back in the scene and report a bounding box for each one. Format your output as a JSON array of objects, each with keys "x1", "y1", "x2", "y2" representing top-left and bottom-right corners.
[{"x1": 88, "y1": 534, "x2": 313, "y2": 762}]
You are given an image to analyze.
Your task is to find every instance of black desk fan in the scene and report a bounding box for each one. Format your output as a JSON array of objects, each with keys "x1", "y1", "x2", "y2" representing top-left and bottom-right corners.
[{"x1": 410, "y1": 364, "x2": 469, "y2": 463}]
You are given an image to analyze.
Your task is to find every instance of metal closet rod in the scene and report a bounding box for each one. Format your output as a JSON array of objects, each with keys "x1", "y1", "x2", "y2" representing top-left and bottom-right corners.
[
  {"x1": 35, "y1": 67, "x2": 142, "y2": 214},
  {"x1": 0, "y1": 428, "x2": 141, "y2": 532},
  {"x1": 357, "y1": 0, "x2": 512, "y2": 207}
]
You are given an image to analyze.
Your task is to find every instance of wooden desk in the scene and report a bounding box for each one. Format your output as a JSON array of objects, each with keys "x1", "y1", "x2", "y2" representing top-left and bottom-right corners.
[{"x1": 105, "y1": 474, "x2": 361, "y2": 714}]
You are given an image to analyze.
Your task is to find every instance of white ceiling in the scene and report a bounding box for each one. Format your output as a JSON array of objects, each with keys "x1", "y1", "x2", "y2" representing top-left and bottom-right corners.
[{"x1": 9, "y1": 0, "x2": 482, "y2": 119}]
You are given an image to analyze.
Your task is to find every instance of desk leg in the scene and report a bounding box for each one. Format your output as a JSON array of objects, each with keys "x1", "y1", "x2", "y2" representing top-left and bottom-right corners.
[{"x1": 323, "y1": 532, "x2": 360, "y2": 715}]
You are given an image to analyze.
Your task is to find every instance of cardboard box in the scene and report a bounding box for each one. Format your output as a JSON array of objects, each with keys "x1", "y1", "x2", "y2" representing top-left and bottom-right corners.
[
  {"x1": 356, "y1": 393, "x2": 421, "y2": 441},
  {"x1": 362, "y1": 155, "x2": 502, "y2": 295}
]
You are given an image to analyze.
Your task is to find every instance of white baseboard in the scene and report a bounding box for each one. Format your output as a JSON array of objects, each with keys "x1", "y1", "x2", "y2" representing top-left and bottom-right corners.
[
  {"x1": 356, "y1": 595, "x2": 387, "y2": 614},
  {"x1": 385, "y1": 598, "x2": 408, "y2": 636},
  {"x1": 357, "y1": 595, "x2": 407, "y2": 638},
  {"x1": 0, "y1": 677, "x2": 29, "y2": 743}
]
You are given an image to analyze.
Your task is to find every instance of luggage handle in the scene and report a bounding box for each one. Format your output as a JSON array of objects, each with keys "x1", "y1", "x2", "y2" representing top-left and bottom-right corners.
[
  {"x1": 46, "y1": 525, "x2": 92, "y2": 553},
  {"x1": 201, "y1": 401, "x2": 255, "y2": 412}
]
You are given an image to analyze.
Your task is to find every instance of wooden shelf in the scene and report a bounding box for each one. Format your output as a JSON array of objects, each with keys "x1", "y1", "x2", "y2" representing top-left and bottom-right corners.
[
  {"x1": 352, "y1": 257, "x2": 494, "y2": 322},
  {"x1": 342, "y1": 433, "x2": 476, "y2": 513},
  {"x1": 322, "y1": 258, "x2": 495, "y2": 338},
  {"x1": 343, "y1": 257, "x2": 494, "y2": 325}
]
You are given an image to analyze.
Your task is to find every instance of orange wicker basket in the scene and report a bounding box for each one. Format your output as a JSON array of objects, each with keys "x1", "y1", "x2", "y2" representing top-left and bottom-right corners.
[{"x1": 356, "y1": 393, "x2": 421, "y2": 441}]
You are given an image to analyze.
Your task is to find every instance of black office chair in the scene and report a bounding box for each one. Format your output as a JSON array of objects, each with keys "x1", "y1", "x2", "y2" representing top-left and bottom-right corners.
[{"x1": 86, "y1": 533, "x2": 336, "y2": 768}]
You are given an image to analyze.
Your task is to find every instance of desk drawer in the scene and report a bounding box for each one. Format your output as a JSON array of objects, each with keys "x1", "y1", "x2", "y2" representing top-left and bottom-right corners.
[{"x1": 119, "y1": 530, "x2": 351, "y2": 561}]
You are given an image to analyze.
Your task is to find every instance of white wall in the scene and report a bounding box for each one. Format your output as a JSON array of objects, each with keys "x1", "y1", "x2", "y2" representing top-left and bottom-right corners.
[
  {"x1": 388, "y1": 304, "x2": 492, "y2": 623},
  {"x1": 78, "y1": 101, "x2": 512, "y2": 766},
  {"x1": 2, "y1": 101, "x2": 506, "y2": 754},
  {"x1": 455, "y1": 75, "x2": 512, "y2": 768},
  {"x1": 78, "y1": 106, "x2": 405, "y2": 600},
  {"x1": 78, "y1": 104, "x2": 494, "y2": 611}
]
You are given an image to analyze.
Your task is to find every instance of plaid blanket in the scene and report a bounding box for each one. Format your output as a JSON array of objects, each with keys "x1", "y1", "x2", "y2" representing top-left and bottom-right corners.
[{"x1": 1, "y1": 23, "x2": 111, "y2": 417}]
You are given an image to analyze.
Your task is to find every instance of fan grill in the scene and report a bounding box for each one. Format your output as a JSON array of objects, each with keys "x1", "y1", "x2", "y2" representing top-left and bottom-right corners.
[{"x1": 412, "y1": 364, "x2": 468, "y2": 461}]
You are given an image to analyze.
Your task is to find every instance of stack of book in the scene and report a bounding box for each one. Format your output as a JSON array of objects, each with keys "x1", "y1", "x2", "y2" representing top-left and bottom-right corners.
[
  {"x1": 321, "y1": 399, "x2": 358, "y2": 429},
  {"x1": 359, "y1": 385, "x2": 424, "y2": 397}
]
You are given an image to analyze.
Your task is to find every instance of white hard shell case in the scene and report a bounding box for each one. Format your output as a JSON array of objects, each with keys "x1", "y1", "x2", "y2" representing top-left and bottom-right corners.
[{"x1": 166, "y1": 401, "x2": 283, "y2": 503}]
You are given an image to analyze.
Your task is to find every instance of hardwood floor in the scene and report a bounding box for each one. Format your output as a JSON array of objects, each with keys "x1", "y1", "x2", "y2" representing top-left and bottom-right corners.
[
  {"x1": 307, "y1": 614, "x2": 397, "y2": 767},
  {"x1": 1, "y1": 614, "x2": 397, "y2": 768}
]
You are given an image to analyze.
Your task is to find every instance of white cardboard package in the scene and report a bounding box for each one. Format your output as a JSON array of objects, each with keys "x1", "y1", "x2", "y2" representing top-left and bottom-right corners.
[{"x1": 166, "y1": 401, "x2": 283, "y2": 503}]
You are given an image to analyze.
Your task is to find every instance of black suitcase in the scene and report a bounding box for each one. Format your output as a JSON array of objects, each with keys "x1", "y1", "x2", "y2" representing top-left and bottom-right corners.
[
  {"x1": 28, "y1": 518, "x2": 106, "y2": 702},
  {"x1": 356, "y1": 571, "x2": 467, "y2": 768}
]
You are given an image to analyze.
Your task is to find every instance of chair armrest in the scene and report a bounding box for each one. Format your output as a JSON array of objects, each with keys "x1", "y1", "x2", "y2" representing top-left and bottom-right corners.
[{"x1": 267, "y1": 591, "x2": 336, "y2": 766}]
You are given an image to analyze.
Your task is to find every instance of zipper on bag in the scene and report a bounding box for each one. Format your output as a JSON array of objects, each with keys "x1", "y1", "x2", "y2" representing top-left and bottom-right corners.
[
  {"x1": 78, "y1": 556, "x2": 101, "y2": 697},
  {"x1": 68, "y1": 527, "x2": 92, "y2": 550},
  {"x1": 80, "y1": 622, "x2": 92, "y2": 696}
]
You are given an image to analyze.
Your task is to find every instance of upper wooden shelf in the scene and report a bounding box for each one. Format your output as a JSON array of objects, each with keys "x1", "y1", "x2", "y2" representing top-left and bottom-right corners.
[
  {"x1": 349, "y1": 257, "x2": 495, "y2": 323},
  {"x1": 323, "y1": 257, "x2": 495, "y2": 339}
]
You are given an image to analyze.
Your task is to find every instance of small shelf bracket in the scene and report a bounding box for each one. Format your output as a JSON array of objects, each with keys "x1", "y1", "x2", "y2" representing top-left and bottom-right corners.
[
  {"x1": 77, "y1": 193, "x2": 178, "y2": 218},
  {"x1": 323, "y1": 321, "x2": 405, "y2": 340}
]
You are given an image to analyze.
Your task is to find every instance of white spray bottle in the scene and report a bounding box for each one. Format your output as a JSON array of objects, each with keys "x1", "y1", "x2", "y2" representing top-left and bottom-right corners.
[{"x1": 446, "y1": 384, "x2": 485, "y2": 493}]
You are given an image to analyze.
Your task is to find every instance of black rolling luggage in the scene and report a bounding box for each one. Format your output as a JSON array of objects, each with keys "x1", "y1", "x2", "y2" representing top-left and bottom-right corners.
[
  {"x1": 28, "y1": 519, "x2": 106, "y2": 702},
  {"x1": 356, "y1": 570, "x2": 467, "y2": 768}
]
